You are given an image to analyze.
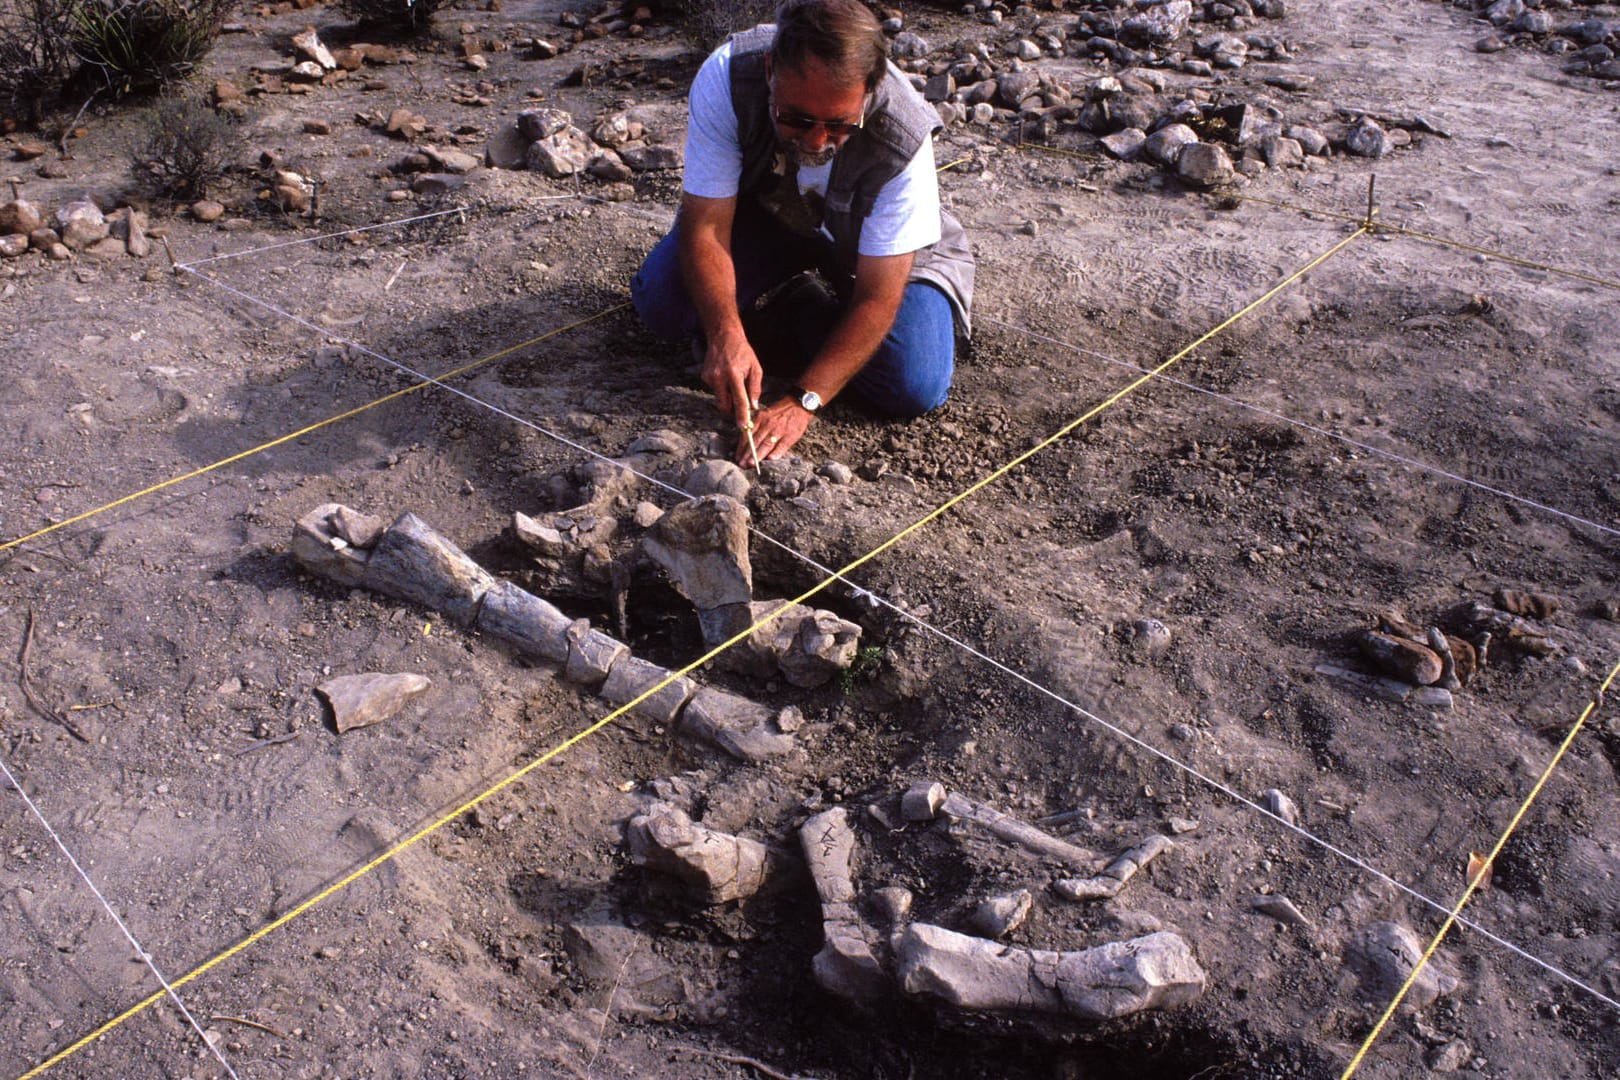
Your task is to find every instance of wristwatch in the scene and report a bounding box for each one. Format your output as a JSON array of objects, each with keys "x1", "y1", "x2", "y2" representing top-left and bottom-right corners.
[{"x1": 793, "y1": 386, "x2": 822, "y2": 413}]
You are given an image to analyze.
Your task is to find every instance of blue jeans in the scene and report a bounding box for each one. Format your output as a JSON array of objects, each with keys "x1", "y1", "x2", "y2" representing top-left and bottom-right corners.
[{"x1": 630, "y1": 209, "x2": 956, "y2": 417}]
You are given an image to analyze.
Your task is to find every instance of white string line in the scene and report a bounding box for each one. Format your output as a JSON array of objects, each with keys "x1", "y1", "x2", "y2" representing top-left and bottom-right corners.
[
  {"x1": 0, "y1": 753, "x2": 242, "y2": 1079},
  {"x1": 176, "y1": 205, "x2": 471, "y2": 269},
  {"x1": 984, "y1": 315, "x2": 1620, "y2": 539},
  {"x1": 178, "y1": 267, "x2": 1620, "y2": 1015}
]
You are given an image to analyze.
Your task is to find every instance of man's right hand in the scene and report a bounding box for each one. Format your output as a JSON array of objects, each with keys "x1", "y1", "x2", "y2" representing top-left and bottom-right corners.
[{"x1": 700, "y1": 326, "x2": 763, "y2": 430}]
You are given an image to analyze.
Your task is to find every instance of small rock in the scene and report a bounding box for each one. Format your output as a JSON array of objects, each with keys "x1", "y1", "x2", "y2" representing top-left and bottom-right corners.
[
  {"x1": 0, "y1": 197, "x2": 42, "y2": 235},
  {"x1": 1284, "y1": 124, "x2": 1329, "y2": 155},
  {"x1": 0, "y1": 234, "x2": 26, "y2": 258},
  {"x1": 302, "y1": 119, "x2": 332, "y2": 135},
  {"x1": 586, "y1": 150, "x2": 632, "y2": 181},
  {"x1": 1412, "y1": 686, "x2": 1453, "y2": 709},
  {"x1": 527, "y1": 128, "x2": 593, "y2": 177},
  {"x1": 969, "y1": 889, "x2": 1033, "y2": 938},
  {"x1": 816, "y1": 461, "x2": 853, "y2": 485},
  {"x1": 423, "y1": 145, "x2": 481, "y2": 174},
  {"x1": 683, "y1": 459, "x2": 750, "y2": 499},
  {"x1": 1131, "y1": 618, "x2": 1172, "y2": 656},
  {"x1": 317, "y1": 672, "x2": 431, "y2": 732},
  {"x1": 619, "y1": 143, "x2": 683, "y2": 172},
  {"x1": 1166, "y1": 816, "x2": 1199, "y2": 834},
  {"x1": 485, "y1": 124, "x2": 529, "y2": 169},
  {"x1": 873, "y1": 886, "x2": 913, "y2": 924},
  {"x1": 631, "y1": 501, "x2": 663, "y2": 528},
  {"x1": 289, "y1": 60, "x2": 326, "y2": 82},
  {"x1": 1347, "y1": 921, "x2": 1459, "y2": 1009},
  {"x1": 292, "y1": 26, "x2": 337, "y2": 69},
  {"x1": 1344, "y1": 116, "x2": 1393, "y2": 158},
  {"x1": 53, "y1": 199, "x2": 108, "y2": 250},
  {"x1": 1259, "y1": 788, "x2": 1298, "y2": 826},
  {"x1": 1177, "y1": 143, "x2": 1234, "y2": 187},
  {"x1": 891, "y1": 31, "x2": 929, "y2": 58},
  {"x1": 1101, "y1": 128, "x2": 1147, "y2": 159},
  {"x1": 1259, "y1": 134, "x2": 1304, "y2": 168},
  {"x1": 1142, "y1": 123, "x2": 1199, "y2": 166},
  {"x1": 1428, "y1": 1039, "x2": 1472, "y2": 1072},
  {"x1": 518, "y1": 107, "x2": 571, "y2": 141},
  {"x1": 191, "y1": 199, "x2": 225, "y2": 222}
]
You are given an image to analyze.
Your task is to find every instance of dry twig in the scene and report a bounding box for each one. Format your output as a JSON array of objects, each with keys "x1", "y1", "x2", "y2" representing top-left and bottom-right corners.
[
  {"x1": 19, "y1": 608, "x2": 88, "y2": 742},
  {"x1": 670, "y1": 1043, "x2": 822, "y2": 1080},
  {"x1": 208, "y1": 1014, "x2": 286, "y2": 1038}
]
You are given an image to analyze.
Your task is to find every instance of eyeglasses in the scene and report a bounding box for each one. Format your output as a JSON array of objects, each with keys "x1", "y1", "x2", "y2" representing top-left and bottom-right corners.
[{"x1": 770, "y1": 101, "x2": 867, "y2": 140}]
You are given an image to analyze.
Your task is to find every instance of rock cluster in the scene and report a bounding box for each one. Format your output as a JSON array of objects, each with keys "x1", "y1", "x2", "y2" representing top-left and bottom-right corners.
[
  {"x1": 484, "y1": 105, "x2": 681, "y2": 184},
  {"x1": 0, "y1": 186, "x2": 159, "y2": 263},
  {"x1": 1461, "y1": 2, "x2": 1620, "y2": 79},
  {"x1": 880, "y1": 3, "x2": 1380, "y2": 185},
  {"x1": 292, "y1": 503, "x2": 801, "y2": 762}
]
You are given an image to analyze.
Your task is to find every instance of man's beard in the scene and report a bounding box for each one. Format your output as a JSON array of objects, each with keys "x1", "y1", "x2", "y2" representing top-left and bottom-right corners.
[{"x1": 781, "y1": 139, "x2": 837, "y2": 168}]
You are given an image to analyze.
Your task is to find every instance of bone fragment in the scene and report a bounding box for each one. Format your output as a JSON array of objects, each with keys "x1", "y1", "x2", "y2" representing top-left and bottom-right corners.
[
  {"x1": 292, "y1": 503, "x2": 373, "y2": 586},
  {"x1": 939, "y1": 791, "x2": 1097, "y2": 869},
  {"x1": 563, "y1": 619, "x2": 628, "y2": 688},
  {"x1": 1357, "y1": 630, "x2": 1442, "y2": 686},
  {"x1": 474, "y1": 577, "x2": 572, "y2": 663},
  {"x1": 1052, "y1": 835, "x2": 1173, "y2": 902},
  {"x1": 801, "y1": 808, "x2": 887, "y2": 1001},
  {"x1": 1464, "y1": 601, "x2": 1554, "y2": 657},
  {"x1": 1427, "y1": 627, "x2": 1462, "y2": 691},
  {"x1": 599, "y1": 654, "x2": 695, "y2": 723},
  {"x1": 640, "y1": 494, "x2": 754, "y2": 611},
  {"x1": 365, "y1": 512, "x2": 497, "y2": 626},
  {"x1": 902, "y1": 780, "x2": 947, "y2": 821},
  {"x1": 897, "y1": 924, "x2": 1206, "y2": 1019},
  {"x1": 679, "y1": 686, "x2": 795, "y2": 761},
  {"x1": 1494, "y1": 588, "x2": 1560, "y2": 620},
  {"x1": 316, "y1": 672, "x2": 430, "y2": 733},
  {"x1": 625, "y1": 802, "x2": 769, "y2": 904}
]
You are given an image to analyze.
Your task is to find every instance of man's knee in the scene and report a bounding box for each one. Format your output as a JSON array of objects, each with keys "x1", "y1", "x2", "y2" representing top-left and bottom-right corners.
[{"x1": 630, "y1": 233, "x2": 694, "y2": 340}]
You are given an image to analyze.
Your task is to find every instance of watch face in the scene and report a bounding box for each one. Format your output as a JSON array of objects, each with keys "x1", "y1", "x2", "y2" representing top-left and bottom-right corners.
[{"x1": 800, "y1": 390, "x2": 822, "y2": 412}]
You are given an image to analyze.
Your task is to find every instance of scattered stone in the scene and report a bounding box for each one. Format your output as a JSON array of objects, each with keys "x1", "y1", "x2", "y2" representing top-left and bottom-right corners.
[
  {"x1": 53, "y1": 199, "x2": 108, "y2": 251},
  {"x1": 385, "y1": 108, "x2": 428, "y2": 140},
  {"x1": 316, "y1": 672, "x2": 431, "y2": 732},
  {"x1": 1495, "y1": 588, "x2": 1559, "y2": 620},
  {"x1": 422, "y1": 145, "x2": 481, "y2": 174},
  {"x1": 289, "y1": 61, "x2": 326, "y2": 82},
  {"x1": 1259, "y1": 788, "x2": 1299, "y2": 826},
  {"x1": 625, "y1": 802, "x2": 770, "y2": 903},
  {"x1": 1347, "y1": 921, "x2": 1459, "y2": 1010},
  {"x1": 0, "y1": 234, "x2": 27, "y2": 257},
  {"x1": 970, "y1": 889, "x2": 1033, "y2": 938},
  {"x1": 485, "y1": 123, "x2": 529, "y2": 169},
  {"x1": 302, "y1": 119, "x2": 331, "y2": 135},
  {"x1": 619, "y1": 142, "x2": 683, "y2": 172},
  {"x1": 1344, "y1": 116, "x2": 1393, "y2": 158},
  {"x1": 528, "y1": 127, "x2": 593, "y2": 177},
  {"x1": 1166, "y1": 816, "x2": 1199, "y2": 835},
  {"x1": 683, "y1": 459, "x2": 750, "y2": 499},
  {"x1": 0, "y1": 197, "x2": 42, "y2": 235},
  {"x1": 517, "y1": 107, "x2": 571, "y2": 141},
  {"x1": 802, "y1": 808, "x2": 887, "y2": 1001},
  {"x1": 410, "y1": 173, "x2": 463, "y2": 197},
  {"x1": 192, "y1": 199, "x2": 225, "y2": 222},
  {"x1": 874, "y1": 886, "x2": 913, "y2": 925},
  {"x1": 901, "y1": 780, "x2": 946, "y2": 821},
  {"x1": 816, "y1": 461, "x2": 853, "y2": 485},
  {"x1": 631, "y1": 501, "x2": 663, "y2": 529},
  {"x1": 1259, "y1": 134, "x2": 1304, "y2": 168},
  {"x1": 898, "y1": 925, "x2": 1206, "y2": 1019},
  {"x1": 1429, "y1": 1039, "x2": 1473, "y2": 1072},
  {"x1": 1412, "y1": 686, "x2": 1454, "y2": 709},
  {"x1": 1250, "y1": 894, "x2": 1310, "y2": 927},
  {"x1": 562, "y1": 914, "x2": 686, "y2": 1006},
  {"x1": 13, "y1": 142, "x2": 47, "y2": 161},
  {"x1": 291, "y1": 26, "x2": 336, "y2": 69},
  {"x1": 586, "y1": 150, "x2": 632, "y2": 181},
  {"x1": 29, "y1": 226, "x2": 58, "y2": 250},
  {"x1": 1101, "y1": 128, "x2": 1147, "y2": 160},
  {"x1": 737, "y1": 599, "x2": 862, "y2": 687},
  {"x1": 1284, "y1": 124, "x2": 1329, "y2": 155}
]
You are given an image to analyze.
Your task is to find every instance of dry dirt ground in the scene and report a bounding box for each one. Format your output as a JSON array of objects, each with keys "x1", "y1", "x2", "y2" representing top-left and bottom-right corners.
[{"x1": 2, "y1": 0, "x2": 1619, "y2": 1077}]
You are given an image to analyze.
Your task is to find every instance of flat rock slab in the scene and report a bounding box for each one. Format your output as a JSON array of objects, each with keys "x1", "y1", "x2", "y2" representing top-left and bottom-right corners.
[{"x1": 317, "y1": 672, "x2": 431, "y2": 732}]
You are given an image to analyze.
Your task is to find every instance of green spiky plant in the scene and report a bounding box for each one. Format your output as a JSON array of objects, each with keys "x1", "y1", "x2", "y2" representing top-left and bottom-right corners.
[{"x1": 69, "y1": 0, "x2": 236, "y2": 99}]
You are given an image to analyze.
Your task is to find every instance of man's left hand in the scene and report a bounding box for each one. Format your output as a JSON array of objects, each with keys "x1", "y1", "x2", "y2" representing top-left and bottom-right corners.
[{"x1": 736, "y1": 396, "x2": 812, "y2": 467}]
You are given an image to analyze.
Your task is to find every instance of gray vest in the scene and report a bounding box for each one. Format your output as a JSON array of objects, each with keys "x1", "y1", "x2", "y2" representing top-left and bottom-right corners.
[{"x1": 728, "y1": 25, "x2": 974, "y2": 332}]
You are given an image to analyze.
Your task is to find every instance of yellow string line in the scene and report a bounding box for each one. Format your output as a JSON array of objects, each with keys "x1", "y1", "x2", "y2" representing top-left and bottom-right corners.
[
  {"x1": 1227, "y1": 192, "x2": 1620, "y2": 291},
  {"x1": 1340, "y1": 655, "x2": 1620, "y2": 1079},
  {"x1": 16, "y1": 223, "x2": 1366, "y2": 1080},
  {"x1": 0, "y1": 304, "x2": 630, "y2": 557},
  {"x1": 1015, "y1": 141, "x2": 1620, "y2": 291}
]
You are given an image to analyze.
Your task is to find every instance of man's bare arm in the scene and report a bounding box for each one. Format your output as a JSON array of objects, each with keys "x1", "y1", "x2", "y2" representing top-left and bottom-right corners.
[
  {"x1": 742, "y1": 251, "x2": 914, "y2": 464},
  {"x1": 677, "y1": 192, "x2": 761, "y2": 428}
]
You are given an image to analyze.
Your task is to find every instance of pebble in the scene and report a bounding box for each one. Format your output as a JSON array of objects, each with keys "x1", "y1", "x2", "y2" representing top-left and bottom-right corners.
[
  {"x1": 816, "y1": 461, "x2": 853, "y2": 485},
  {"x1": 1344, "y1": 116, "x2": 1393, "y2": 158},
  {"x1": 1259, "y1": 788, "x2": 1299, "y2": 825},
  {"x1": 1250, "y1": 894, "x2": 1310, "y2": 927},
  {"x1": 1131, "y1": 618, "x2": 1172, "y2": 656}
]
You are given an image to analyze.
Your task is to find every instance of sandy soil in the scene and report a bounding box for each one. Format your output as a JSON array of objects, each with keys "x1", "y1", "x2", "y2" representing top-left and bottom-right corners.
[{"x1": 2, "y1": 0, "x2": 1619, "y2": 1077}]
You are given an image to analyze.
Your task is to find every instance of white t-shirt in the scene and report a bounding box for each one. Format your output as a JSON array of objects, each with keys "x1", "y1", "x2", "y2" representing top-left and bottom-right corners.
[{"x1": 682, "y1": 39, "x2": 942, "y2": 258}]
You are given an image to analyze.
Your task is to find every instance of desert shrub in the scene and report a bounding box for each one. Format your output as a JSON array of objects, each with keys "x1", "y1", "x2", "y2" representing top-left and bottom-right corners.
[
  {"x1": 672, "y1": 0, "x2": 777, "y2": 50},
  {"x1": 336, "y1": 0, "x2": 449, "y2": 35},
  {"x1": 130, "y1": 91, "x2": 242, "y2": 200},
  {"x1": 69, "y1": 0, "x2": 236, "y2": 98},
  {"x1": 0, "y1": 0, "x2": 79, "y2": 124}
]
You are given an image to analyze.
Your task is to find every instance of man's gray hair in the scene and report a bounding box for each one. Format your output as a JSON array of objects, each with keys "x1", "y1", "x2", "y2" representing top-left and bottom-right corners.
[{"x1": 769, "y1": 0, "x2": 887, "y2": 92}]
